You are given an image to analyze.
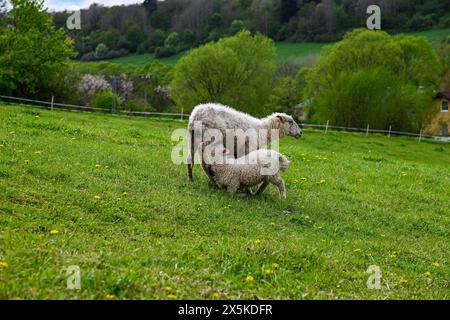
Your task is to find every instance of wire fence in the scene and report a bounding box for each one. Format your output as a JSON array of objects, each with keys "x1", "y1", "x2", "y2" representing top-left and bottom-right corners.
[{"x1": 1, "y1": 94, "x2": 449, "y2": 142}]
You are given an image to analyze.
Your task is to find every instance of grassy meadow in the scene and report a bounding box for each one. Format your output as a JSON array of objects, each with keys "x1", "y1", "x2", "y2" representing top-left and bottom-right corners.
[
  {"x1": 78, "y1": 28, "x2": 449, "y2": 67},
  {"x1": 0, "y1": 104, "x2": 449, "y2": 299}
]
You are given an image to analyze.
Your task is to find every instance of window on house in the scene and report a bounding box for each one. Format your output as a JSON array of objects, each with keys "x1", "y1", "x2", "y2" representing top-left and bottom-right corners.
[
  {"x1": 442, "y1": 100, "x2": 449, "y2": 112},
  {"x1": 440, "y1": 122, "x2": 449, "y2": 136}
]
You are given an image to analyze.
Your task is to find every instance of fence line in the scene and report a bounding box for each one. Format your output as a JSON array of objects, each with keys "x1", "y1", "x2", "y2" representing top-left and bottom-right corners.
[{"x1": 0, "y1": 94, "x2": 448, "y2": 142}]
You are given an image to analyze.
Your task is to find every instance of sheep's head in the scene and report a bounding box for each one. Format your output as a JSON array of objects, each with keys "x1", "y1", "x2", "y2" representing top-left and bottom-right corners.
[
  {"x1": 273, "y1": 113, "x2": 302, "y2": 138},
  {"x1": 278, "y1": 154, "x2": 291, "y2": 172}
]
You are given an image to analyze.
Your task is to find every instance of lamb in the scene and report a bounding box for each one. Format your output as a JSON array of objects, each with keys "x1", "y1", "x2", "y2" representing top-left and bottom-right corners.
[
  {"x1": 187, "y1": 103, "x2": 302, "y2": 182},
  {"x1": 201, "y1": 143, "x2": 291, "y2": 199}
]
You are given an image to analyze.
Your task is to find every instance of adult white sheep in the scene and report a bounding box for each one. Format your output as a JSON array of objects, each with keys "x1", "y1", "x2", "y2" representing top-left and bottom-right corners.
[{"x1": 187, "y1": 103, "x2": 302, "y2": 182}]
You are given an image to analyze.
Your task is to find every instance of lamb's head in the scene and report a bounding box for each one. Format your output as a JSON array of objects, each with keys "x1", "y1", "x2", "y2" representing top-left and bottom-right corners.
[
  {"x1": 272, "y1": 113, "x2": 302, "y2": 139},
  {"x1": 278, "y1": 154, "x2": 291, "y2": 172}
]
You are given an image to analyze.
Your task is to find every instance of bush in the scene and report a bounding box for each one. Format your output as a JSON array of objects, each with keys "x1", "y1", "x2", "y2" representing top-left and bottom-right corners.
[
  {"x1": 154, "y1": 46, "x2": 176, "y2": 58},
  {"x1": 80, "y1": 52, "x2": 97, "y2": 61},
  {"x1": 95, "y1": 43, "x2": 108, "y2": 60},
  {"x1": 90, "y1": 90, "x2": 121, "y2": 110},
  {"x1": 105, "y1": 49, "x2": 129, "y2": 60}
]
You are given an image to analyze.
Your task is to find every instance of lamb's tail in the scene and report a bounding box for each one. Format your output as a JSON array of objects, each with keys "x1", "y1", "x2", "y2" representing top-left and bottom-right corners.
[{"x1": 187, "y1": 128, "x2": 194, "y2": 182}]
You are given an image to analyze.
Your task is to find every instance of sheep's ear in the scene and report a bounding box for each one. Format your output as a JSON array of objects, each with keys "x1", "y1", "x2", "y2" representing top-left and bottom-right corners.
[{"x1": 276, "y1": 115, "x2": 284, "y2": 123}]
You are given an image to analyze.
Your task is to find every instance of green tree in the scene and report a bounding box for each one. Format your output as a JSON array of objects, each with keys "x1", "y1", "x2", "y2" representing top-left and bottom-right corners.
[
  {"x1": 95, "y1": 43, "x2": 108, "y2": 59},
  {"x1": 0, "y1": 0, "x2": 76, "y2": 97},
  {"x1": 171, "y1": 31, "x2": 276, "y2": 116},
  {"x1": 229, "y1": 20, "x2": 246, "y2": 35},
  {"x1": 164, "y1": 32, "x2": 180, "y2": 49},
  {"x1": 304, "y1": 29, "x2": 441, "y2": 132}
]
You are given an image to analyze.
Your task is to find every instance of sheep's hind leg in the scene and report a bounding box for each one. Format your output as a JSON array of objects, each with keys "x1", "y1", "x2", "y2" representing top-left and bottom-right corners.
[{"x1": 269, "y1": 175, "x2": 286, "y2": 200}]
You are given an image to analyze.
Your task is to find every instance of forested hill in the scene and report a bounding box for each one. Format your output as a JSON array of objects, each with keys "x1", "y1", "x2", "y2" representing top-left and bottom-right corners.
[{"x1": 51, "y1": 0, "x2": 450, "y2": 61}]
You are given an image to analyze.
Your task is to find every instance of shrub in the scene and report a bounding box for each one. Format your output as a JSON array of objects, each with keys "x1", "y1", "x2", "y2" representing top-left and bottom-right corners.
[
  {"x1": 90, "y1": 90, "x2": 121, "y2": 110},
  {"x1": 95, "y1": 43, "x2": 108, "y2": 60},
  {"x1": 105, "y1": 49, "x2": 129, "y2": 59},
  {"x1": 80, "y1": 52, "x2": 97, "y2": 61}
]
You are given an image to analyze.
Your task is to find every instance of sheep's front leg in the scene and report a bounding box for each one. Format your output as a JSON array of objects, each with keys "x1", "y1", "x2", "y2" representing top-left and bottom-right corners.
[
  {"x1": 255, "y1": 180, "x2": 269, "y2": 196},
  {"x1": 269, "y1": 175, "x2": 286, "y2": 200}
]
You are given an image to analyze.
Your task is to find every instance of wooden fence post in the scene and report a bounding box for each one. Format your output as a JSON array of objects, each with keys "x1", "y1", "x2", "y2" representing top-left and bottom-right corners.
[
  {"x1": 325, "y1": 120, "x2": 329, "y2": 134},
  {"x1": 51, "y1": 96, "x2": 54, "y2": 111},
  {"x1": 366, "y1": 124, "x2": 370, "y2": 136},
  {"x1": 388, "y1": 125, "x2": 392, "y2": 138}
]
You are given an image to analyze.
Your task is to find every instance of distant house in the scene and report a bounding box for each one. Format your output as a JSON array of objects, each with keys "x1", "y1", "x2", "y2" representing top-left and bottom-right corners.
[{"x1": 423, "y1": 90, "x2": 450, "y2": 136}]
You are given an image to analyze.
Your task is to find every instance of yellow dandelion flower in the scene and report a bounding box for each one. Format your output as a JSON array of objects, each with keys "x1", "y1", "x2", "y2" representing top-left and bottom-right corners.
[
  {"x1": 94, "y1": 195, "x2": 101, "y2": 200},
  {"x1": 270, "y1": 222, "x2": 276, "y2": 226},
  {"x1": 211, "y1": 293, "x2": 220, "y2": 298},
  {"x1": 95, "y1": 164, "x2": 101, "y2": 168},
  {"x1": 423, "y1": 272, "x2": 431, "y2": 277},
  {"x1": 50, "y1": 229, "x2": 59, "y2": 235},
  {"x1": 106, "y1": 294, "x2": 115, "y2": 300},
  {"x1": 432, "y1": 262, "x2": 440, "y2": 268},
  {"x1": 304, "y1": 215, "x2": 310, "y2": 220},
  {"x1": 400, "y1": 279, "x2": 408, "y2": 284},
  {"x1": 197, "y1": 256, "x2": 204, "y2": 261},
  {"x1": 245, "y1": 275, "x2": 254, "y2": 282},
  {"x1": 354, "y1": 248, "x2": 362, "y2": 253},
  {"x1": 0, "y1": 261, "x2": 8, "y2": 268},
  {"x1": 272, "y1": 263, "x2": 280, "y2": 269},
  {"x1": 254, "y1": 240, "x2": 262, "y2": 245},
  {"x1": 34, "y1": 151, "x2": 41, "y2": 155},
  {"x1": 122, "y1": 192, "x2": 129, "y2": 196},
  {"x1": 164, "y1": 286, "x2": 173, "y2": 292},
  {"x1": 264, "y1": 269, "x2": 273, "y2": 275},
  {"x1": 167, "y1": 294, "x2": 177, "y2": 300},
  {"x1": 0, "y1": 144, "x2": 4, "y2": 148},
  {"x1": 316, "y1": 180, "x2": 326, "y2": 184},
  {"x1": 24, "y1": 160, "x2": 31, "y2": 164}
]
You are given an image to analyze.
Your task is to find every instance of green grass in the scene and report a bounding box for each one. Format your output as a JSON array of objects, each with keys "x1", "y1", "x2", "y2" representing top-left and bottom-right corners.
[
  {"x1": 403, "y1": 28, "x2": 450, "y2": 46},
  {"x1": 80, "y1": 28, "x2": 449, "y2": 67},
  {"x1": 0, "y1": 104, "x2": 449, "y2": 300}
]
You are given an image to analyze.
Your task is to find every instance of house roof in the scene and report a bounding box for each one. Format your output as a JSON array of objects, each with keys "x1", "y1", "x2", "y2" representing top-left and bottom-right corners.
[{"x1": 436, "y1": 90, "x2": 450, "y2": 100}]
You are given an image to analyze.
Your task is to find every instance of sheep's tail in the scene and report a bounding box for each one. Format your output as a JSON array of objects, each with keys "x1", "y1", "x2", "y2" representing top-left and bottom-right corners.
[{"x1": 187, "y1": 128, "x2": 194, "y2": 182}]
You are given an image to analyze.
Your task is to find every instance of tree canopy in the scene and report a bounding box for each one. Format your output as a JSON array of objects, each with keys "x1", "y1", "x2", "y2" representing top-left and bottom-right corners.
[
  {"x1": 0, "y1": 0, "x2": 76, "y2": 98},
  {"x1": 171, "y1": 31, "x2": 276, "y2": 116},
  {"x1": 303, "y1": 29, "x2": 442, "y2": 132}
]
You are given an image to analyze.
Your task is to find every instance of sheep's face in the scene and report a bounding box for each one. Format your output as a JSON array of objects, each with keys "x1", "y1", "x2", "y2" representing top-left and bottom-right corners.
[
  {"x1": 279, "y1": 155, "x2": 291, "y2": 172},
  {"x1": 275, "y1": 114, "x2": 302, "y2": 138}
]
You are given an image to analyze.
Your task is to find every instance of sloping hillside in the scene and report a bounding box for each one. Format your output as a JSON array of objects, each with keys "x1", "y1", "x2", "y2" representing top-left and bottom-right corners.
[{"x1": 0, "y1": 104, "x2": 449, "y2": 299}]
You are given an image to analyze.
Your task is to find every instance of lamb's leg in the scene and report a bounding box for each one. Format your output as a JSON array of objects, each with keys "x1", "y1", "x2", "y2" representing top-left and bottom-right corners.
[
  {"x1": 255, "y1": 180, "x2": 270, "y2": 196},
  {"x1": 269, "y1": 175, "x2": 286, "y2": 200},
  {"x1": 227, "y1": 182, "x2": 240, "y2": 195}
]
